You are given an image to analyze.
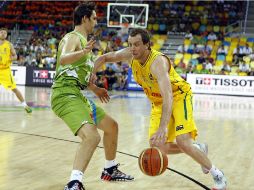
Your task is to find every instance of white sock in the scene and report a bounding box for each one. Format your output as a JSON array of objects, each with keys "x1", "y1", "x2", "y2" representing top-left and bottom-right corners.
[
  {"x1": 193, "y1": 143, "x2": 200, "y2": 150},
  {"x1": 70, "y1": 170, "x2": 83, "y2": 182},
  {"x1": 21, "y1": 101, "x2": 27, "y2": 108},
  {"x1": 105, "y1": 160, "x2": 116, "y2": 169},
  {"x1": 209, "y1": 165, "x2": 223, "y2": 177}
]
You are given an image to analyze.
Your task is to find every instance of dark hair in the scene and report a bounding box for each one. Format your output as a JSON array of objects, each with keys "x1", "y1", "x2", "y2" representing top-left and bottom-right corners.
[
  {"x1": 73, "y1": 2, "x2": 96, "y2": 26},
  {"x1": 129, "y1": 28, "x2": 151, "y2": 49},
  {"x1": 0, "y1": 27, "x2": 8, "y2": 32}
]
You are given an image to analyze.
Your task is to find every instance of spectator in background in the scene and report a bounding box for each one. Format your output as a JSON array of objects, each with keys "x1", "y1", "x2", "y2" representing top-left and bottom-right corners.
[
  {"x1": 204, "y1": 58, "x2": 214, "y2": 73},
  {"x1": 177, "y1": 44, "x2": 188, "y2": 53},
  {"x1": 184, "y1": 30, "x2": 193, "y2": 40},
  {"x1": 232, "y1": 54, "x2": 240, "y2": 66},
  {"x1": 239, "y1": 61, "x2": 250, "y2": 74},
  {"x1": 207, "y1": 31, "x2": 217, "y2": 41},
  {"x1": 242, "y1": 43, "x2": 253, "y2": 56},
  {"x1": 221, "y1": 61, "x2": 231, "y2": 74},
  {"x1": 197, "y1": 52, "x2": 206, "y2": 64},
  {"x1": 217, "y1": 44, "x2": 228, "y2": 56},
  {"x1": 186, "y1": 61, "x2": 195, "y2": 74},
  {"x1": 104, "y1": 67, "x2": 117, "y2": 90},
  {"x1": 202, "y1": 43, "x2": 212, "y2": 56},
  {"x1": 96, "y1": 75, "x2": 108, "y2": 89},
  {"x1": 112, "y1": 62, "x2": 123, "y2": 74},
  {"x1": 118, "y1": 70, "x2": 128, "y2": 90},
  {"x1": 233, "y1": 45, "x2": 243, "y2": 60},
  {"x1": 187, "y1": 43, "x2": 199, "y2": 54}
]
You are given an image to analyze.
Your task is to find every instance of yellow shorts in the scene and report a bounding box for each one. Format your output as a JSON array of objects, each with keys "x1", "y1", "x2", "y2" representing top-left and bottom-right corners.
[
  {"x1": 0, "y1": 68, "x2": 17, "y2": 90},
  {"x1": 149, "y1": 94, "x2": 197, "y2": 142}
]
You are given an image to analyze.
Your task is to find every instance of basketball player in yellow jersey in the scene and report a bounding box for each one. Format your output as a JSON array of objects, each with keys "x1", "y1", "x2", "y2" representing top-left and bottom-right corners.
[
  {"x1": 0, "y1": 28, "x2": 32, "y2": 113},
  {"x1": 94, "y1": 28, "x2": 227, "y2": 190}
]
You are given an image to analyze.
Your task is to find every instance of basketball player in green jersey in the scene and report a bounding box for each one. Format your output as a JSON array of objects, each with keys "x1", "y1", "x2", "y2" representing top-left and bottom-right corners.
[
  {"x1": 94, "y1": 28, "x2": 227, "y2": 190},
  {"x1": 51, "y1": 3, "x2": 133, "y2": 190}
]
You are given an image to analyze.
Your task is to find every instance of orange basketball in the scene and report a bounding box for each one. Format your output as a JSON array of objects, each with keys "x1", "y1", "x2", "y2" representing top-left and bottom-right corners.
[{"x1": 138, "y1": 147, "x2": 168, "y2": 176}]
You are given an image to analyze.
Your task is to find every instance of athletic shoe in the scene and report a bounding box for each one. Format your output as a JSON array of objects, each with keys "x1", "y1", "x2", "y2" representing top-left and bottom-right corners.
[
  {"x1": 64, "y1": 180, "x2": 85, "y2": 190},
  {"x1": 193, "y1": 142, "x2": 209, "y2": 174},
  {"x1": 25, "y1": 106, "x2": 32, "y2": 113},
  {"x1": 101, "y1": 164, "x2": 134, "y2": 181},
  {"x1": 212, "y1": 172, "x2": 227, "y2": 190}
]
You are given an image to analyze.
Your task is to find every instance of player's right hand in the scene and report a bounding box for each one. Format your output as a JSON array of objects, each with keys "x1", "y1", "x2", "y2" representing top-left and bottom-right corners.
[{"x1": 150, "y1": 126, "x2": 168, "y2": 146}]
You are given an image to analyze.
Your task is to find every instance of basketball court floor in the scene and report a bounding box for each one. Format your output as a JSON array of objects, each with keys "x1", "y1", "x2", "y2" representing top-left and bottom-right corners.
[{"x1": 0, "y1": 86, "x2": 253, "y2": 190}]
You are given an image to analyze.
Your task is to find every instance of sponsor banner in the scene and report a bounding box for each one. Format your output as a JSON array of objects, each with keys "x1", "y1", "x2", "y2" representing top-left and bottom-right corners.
[
  {"x1": 11, "y1": 66, "x2": 26, "y2": 85},
  {"x1": 127, "y1": 68, "x2": 143, "y2": 91},
  {"x1": 26, "y1": 67, "x2": 56, "y2": 87},
  {"x1": 187, "y1": 74, "x2": 254, "y2": 96}
]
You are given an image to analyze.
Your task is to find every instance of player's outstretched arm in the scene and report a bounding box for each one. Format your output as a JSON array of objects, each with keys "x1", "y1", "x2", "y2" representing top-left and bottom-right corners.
[{"x1": 94, "y1": 47, "x2": 132, "y2": 72}]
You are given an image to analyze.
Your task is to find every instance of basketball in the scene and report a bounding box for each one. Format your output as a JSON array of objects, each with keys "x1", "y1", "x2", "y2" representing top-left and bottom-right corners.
[{"x1": 138, "y1": 147, "x2": 168, "y2": 176}]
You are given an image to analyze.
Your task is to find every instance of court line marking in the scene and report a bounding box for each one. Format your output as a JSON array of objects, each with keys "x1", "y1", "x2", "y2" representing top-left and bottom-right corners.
[{"x1": 0, "y1": 129, "x2": 210, "y2": 190}]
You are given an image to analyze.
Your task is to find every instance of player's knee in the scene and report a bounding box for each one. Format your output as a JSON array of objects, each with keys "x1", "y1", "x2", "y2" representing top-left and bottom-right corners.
[
  {"x1": 112, "y1": 119, "x2": 118, "y2": 132},
  {"x1": 85, "y1": 131, "x2": 101, "y2": 146},
  {"x1": 108, "y1": 119, "x2": 118, "y2": 134},
  {"x1": 78, "y1": 126, "x2": 101, "y2": 145},
  {"x1": 92, "y1": 133, "x2": 101, "y2": 145}
]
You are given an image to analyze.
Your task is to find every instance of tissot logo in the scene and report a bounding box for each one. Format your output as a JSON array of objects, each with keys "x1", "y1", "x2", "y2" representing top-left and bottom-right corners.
[
  {"x1": 33, "y1": 70, "x2": 55, "y2": 79},
  {"x1": 196, "y1": 77, "x2": 211, "y2": 85},
  {"x1": 196, "y1": 77, "x2": 254, "y2": 87}
]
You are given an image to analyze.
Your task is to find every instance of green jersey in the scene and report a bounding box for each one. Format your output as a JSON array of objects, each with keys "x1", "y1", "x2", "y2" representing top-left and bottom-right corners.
[{"x1": 52, "y1": 31, "x2": 94, "y2": 89}]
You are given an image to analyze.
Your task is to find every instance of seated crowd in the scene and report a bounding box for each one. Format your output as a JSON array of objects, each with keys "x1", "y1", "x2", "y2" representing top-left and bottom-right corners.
[
  {"x1": 1, "y1": 1, "x2": 252, "y2": 91},
  {"x1": 174, "y1": 31, "x2": 254, "y2": 77}
]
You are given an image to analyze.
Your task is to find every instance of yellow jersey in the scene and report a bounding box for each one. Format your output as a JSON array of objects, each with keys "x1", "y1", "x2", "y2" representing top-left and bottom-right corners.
[
  {"x1": 131, "y1": 49, "x2": 191, "y2": 104},
  {"x1": 0, "y1": 40, "x2": 12, "y2": 69}
]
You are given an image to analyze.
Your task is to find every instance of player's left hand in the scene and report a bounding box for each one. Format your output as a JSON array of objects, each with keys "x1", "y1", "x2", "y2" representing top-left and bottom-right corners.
[
  {"x1": 150, "y1": 126, "x2": 168, "y2": 146},
  {"x1": 93, "y1": 87, "x2": 110, "y2": 103}
]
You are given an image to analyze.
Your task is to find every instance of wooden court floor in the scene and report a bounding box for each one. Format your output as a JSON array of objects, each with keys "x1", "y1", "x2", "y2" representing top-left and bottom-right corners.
[{"x1": 0, "y1": 86, "x2": 254, "y2": 190}]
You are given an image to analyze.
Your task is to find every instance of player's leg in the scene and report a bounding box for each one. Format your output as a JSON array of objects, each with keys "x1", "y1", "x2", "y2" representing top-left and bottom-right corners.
[
  {"x1": 96, "y1": 112, "x2": 134, "y2": 181},
  {"x1": 75, "y1": 124, "x2": 101, "y2": 172},
  {"x1": 12, "y1": 88, "x2": 24, "y2": 102},
  {"x1": 174, "y1": 94, "x2": 227, "y2": 189},
  {"x1": 176, "y1": 133, "x2": 227, "y2": 189},
  {"x1": 97, "y1": 114, "x2": 118, "y2": 161},
  {"x1": 12, "y1": 87, "x2": 32, "y2": 113},
  {"x1": 176, "y1": 133, "x2": 212, "y2": 170},
  {"x1": 4, "y1": 68, "x2": 32, "y2": 113},
  {"x1": 51, "y1": 89, "x2": 100, "y2": 190},
  {"x1": 62, "y1": 123, "x2": 100, "y2": 190}
]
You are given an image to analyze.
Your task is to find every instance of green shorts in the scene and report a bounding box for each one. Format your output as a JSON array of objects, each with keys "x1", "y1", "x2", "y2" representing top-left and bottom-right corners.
[{"x1": 51, "y1": 86, "x2": 106, "y2": 135}]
